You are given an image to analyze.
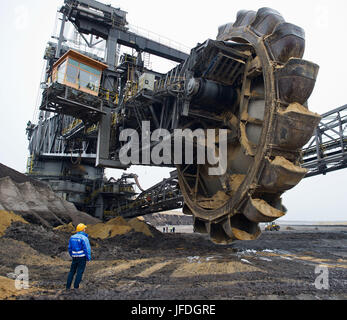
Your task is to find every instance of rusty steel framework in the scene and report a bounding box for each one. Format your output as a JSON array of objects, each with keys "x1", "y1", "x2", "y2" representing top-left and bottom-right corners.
[{"x1": 27, "y1": 1, "x2": 325, "y2": 243}]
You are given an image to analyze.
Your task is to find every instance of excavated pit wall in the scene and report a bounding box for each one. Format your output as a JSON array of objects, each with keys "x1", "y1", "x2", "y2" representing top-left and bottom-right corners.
[{"x1": 0, "y1": 163, "x2": 99, "y2": 228}]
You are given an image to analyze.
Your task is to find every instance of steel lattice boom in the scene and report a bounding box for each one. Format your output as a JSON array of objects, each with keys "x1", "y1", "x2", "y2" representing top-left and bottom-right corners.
[{"x1": 301, "y1": 105, "x2": 347, "y2": 177}]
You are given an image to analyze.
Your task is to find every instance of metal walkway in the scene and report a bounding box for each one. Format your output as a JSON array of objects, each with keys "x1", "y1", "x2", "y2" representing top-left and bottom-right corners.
[{"x1": 301, "y1": 104, "x2": 347, "y2": 177}]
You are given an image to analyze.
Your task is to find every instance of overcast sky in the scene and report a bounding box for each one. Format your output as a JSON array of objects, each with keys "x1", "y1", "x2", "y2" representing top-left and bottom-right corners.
[{"x1": 0, "y1": 0, "x2": 346, "y2": 221}]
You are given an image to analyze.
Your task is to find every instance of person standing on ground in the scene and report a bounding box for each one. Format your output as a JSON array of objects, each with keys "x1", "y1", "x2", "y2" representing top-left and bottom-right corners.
[{"x1": 66, "y1": 223, "x2": 91, "y2": 290}]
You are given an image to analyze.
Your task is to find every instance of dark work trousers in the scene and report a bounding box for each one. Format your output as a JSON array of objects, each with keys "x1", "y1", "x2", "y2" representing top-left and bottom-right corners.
[{"x1": 66, "y1": 257, "x2": 87, "y2": 289}]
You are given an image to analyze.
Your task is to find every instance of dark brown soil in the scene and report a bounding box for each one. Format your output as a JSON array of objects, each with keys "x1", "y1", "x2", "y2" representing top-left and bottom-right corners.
[{"x1": 2, "y1": 221, "x2": 347, "y2": 300}]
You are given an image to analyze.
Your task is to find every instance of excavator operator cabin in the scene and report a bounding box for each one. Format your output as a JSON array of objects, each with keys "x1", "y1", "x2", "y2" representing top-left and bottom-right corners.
[{"x1": 51, "y1": 50, "x2": 108, "y2": 96}]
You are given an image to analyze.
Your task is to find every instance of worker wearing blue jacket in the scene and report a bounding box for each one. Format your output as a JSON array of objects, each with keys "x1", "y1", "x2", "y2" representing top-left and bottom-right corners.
[{"x1": 66, "y1": 223, "x2": 91, "y2": 290}]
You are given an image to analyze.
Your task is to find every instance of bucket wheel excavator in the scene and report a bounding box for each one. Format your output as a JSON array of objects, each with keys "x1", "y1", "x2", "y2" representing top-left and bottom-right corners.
[
  {"x1": 175, "y1": 8, "x2": 321, "y2": 243},
  {"x1": 28, "y1": 1, "x2": 321, "y2": 244}
]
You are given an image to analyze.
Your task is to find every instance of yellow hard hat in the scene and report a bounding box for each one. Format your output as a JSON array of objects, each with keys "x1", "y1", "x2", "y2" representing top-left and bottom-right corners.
[{"x1": 76, "y1": 223, "x2": 87, "y2": 232}]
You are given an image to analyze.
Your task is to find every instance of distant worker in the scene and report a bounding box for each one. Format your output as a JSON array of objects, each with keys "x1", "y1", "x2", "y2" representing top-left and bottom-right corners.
[{"x1": 66, "y1": 223, "x2": 91, "y2": 290}]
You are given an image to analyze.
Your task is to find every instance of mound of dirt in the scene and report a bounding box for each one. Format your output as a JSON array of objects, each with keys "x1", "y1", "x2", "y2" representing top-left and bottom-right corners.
[
  {"x1": 128, "y1": 218, "x2": 153, "y2": 237},
  {"x1": 0, "y1": 168, "x2": 100, "y2": 228},
  {"x1": 0, "y1": 210, "x2": 28, "y2": 237},
  {"x1": 54, "y1": 222, "x2": 75, "y2": 233},
  {"x1": 56, "y1": 217, "x2": 155, "y2": 240},
  {"x1": 2, "y1": 218, "x2": 162, "y2": 263},
  {"x1": 86, "y1": 217, "x2": 133, "y2": 240},
  {"x1": 0, "y1": 236, "x2": 60, "y2": 267},
  {"x1": 0, "y1": 276, "x2": 37, "y2": 300},
  {"x1": 4, "y1": 222, "x2": 70, "y2": 257}
]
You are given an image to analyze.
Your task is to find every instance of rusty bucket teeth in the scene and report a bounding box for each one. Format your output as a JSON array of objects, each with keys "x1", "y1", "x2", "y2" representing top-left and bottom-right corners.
[
  {"x1": 223, "y1": 214, "x2": 261, "y2": 241},
  {"x1": 210, "y1": 221, "x2": 234, "y2": 244},
  {"x1": 233, "y1": 10, "x2": 257, "y2": 28},
  {"x1": 193, "y1": 217, "x2": 209, "y2": 234},
  {"x1": 274, "y1": 103, "x2": 321, "y2": 150},
  {"x1": 250, "y1": 8, "x2": 285, "y2": 36},
  {"x1": 265, "y1": 23, "x2": 305, "y2": 63},
  {"x1": 195, "y1": 215, "x2": 262, "y2": 244},
  {"x1": 243, "y1": 198, "x2": 285, "y2": 223},
  {"x1": 276, "y1": 58, "x2": 319, "y2": 105},
  {"x1": 217, "y1": 23, "x2": 233, "y2": 41},
  {"x1": 259, "y1": 156, "x2": 307, "y2": 192}
]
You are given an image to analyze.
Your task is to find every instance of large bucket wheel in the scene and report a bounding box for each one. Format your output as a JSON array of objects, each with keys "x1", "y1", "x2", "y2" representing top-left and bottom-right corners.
[{"x1": 177, "y1": 8, "x2": 321, "y2": 244}]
